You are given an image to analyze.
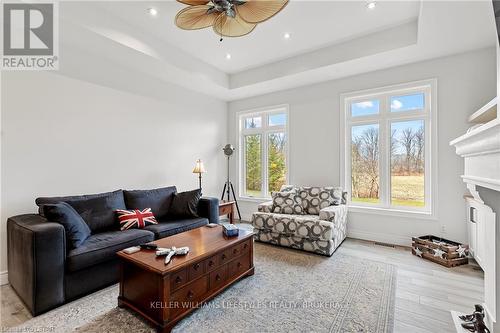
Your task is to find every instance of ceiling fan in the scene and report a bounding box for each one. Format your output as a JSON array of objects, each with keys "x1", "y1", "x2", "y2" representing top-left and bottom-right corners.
[{"x1": 175, "y1": 0, "x2": 289, "y2": 39}]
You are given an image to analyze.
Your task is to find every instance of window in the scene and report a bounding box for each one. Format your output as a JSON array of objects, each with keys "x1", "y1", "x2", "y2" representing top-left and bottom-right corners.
[
  {"x1": 239, "y1": 106, "x2": 288, "y2": 199},
  {"x1": 342, "y1": 81, "x2": 436, "y2": 215}
]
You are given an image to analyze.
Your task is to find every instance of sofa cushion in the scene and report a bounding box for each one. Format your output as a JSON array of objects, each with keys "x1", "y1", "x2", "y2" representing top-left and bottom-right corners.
[
  {"x1": 144, "y1": 217, "x2": 208, "y2": 239},
  {"x1": 43, "y1": 202, "x2": 91, "y2": 249},
  {"x1": 168, "y1": 189, "x2": 202, "y2": 218},
  {"x1": 124, "y1": 186, "x2": 176, "y2": 220},
  {"x1": 116, "y1": 208, "x2": 158, "y2": 230},
  {"x1": 298, "y1": 187, "x2": 338, "y2": 214},
  {"x1": 66, "y1": 229, "x2": 154, "y2": 272},
  {"x1": 252, "y1": 212, "x2": 334, "y2": 241},
  {"x1": 271, "y1": 191, "x2": 304, "y2": 215},
  {"x1": 36, "y1": 190, "x2": 126, "y2": 233}
]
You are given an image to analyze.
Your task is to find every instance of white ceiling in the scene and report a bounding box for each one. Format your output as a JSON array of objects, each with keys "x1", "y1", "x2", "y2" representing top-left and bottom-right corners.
[
  {"x1": 57, "y1": 1, "x2": 497, "y2": 101},
  {"x1": 97, "y1": 0, "x2": 421, "y2": 73}
]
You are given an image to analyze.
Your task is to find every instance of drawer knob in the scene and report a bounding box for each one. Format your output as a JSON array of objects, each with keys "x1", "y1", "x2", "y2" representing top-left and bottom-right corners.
[
  {"x1": 233, "y1": 248, "x2": 238, "y2": 254},
  {"x1": 187, "y1": 291, "x2": 194, "y2": 299},
  {"x1": 237, "y1": 262, "x2": 242, "y2": 268},
  {"x1": 243, "y1": 243, "x2": 248, "y2": 249},
  {"x1": 193, "y1": 263, "x2": 200, "y2": 270},
  {"x1": 222, "y1": 254, "x2": 226, "y2": 260},
  {"x1": 208, "y1": 260, "x2": 214, "y2": 267},
  {"x1": 175, "y1": 276, "x2": 182, "y2": 284},
  {"x1": 215, "y1": 274, "x2": 221, "y2": 281}
]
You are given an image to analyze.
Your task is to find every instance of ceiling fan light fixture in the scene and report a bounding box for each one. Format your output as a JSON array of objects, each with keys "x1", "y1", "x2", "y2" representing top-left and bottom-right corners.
[
  {"x1": 174, "y1": 0, "x2": 289, "y2": 38},
  {"x1": 283, "y1": 32, "x2": 291, "y2": 39}
]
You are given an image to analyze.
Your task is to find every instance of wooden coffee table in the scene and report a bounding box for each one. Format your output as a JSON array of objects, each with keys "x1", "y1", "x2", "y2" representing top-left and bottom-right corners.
[{"x1": 117, "y1": 225, "x2": 254, "y2": 333}]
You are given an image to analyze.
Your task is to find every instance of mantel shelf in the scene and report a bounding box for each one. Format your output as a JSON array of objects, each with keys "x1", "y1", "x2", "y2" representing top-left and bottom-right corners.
[
  {"x1": 450, "y1": 118, "x2": 500, "y2": 193},
  {"x1": 468, "y1": 97, "x2": 497, "y2": 123}
]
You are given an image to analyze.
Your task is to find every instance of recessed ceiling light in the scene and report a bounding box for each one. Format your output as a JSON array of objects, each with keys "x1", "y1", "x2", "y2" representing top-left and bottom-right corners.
[
  {"x1": 226, "y1": 53, "x2": 231, "y2": 60},
  {"x1": 147, "y1": 8, "x2": 158, "y2": 16},
  {"x1": 366, "y1": 1, "x2": 376, "y2": 10},
  {"x1": 283, "y1": 32, "x2": 291, "y2": 40}
]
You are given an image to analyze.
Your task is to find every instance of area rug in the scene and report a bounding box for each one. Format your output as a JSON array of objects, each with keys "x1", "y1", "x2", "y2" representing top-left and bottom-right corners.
[{"x1": 14, "y1": 242, "x2": 396, "y2": 333}]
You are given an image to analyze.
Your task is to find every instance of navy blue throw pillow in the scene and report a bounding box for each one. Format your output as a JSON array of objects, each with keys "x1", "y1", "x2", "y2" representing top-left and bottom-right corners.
[
  {"x1": 168, "y1": 189, "x2": 202, "y2": 218},
  {"x1": 43, "y1": 202, "x2": 91, "y2": 249}
]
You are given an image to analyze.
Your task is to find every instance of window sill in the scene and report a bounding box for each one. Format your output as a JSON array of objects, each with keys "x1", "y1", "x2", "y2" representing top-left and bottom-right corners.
[
  {"x1": 238, "y1": 196, "x2": 271, "y2": 203},
  {"x1": 348, "y1": 205, "x2": 437, "y2": 221}
]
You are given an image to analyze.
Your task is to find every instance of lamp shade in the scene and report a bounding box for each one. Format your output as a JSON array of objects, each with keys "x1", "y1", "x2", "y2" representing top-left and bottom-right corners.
[{"x1": 192, "y1": 159, "x2": 206, "y2": 174}]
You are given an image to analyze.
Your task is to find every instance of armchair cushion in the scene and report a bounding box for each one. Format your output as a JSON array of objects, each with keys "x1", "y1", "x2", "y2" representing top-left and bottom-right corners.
[
  {"x1": 298, "y1": 186, "x2": 341, "y2": 214},
  {"x1": 252, "y1": 212, "x2": 334, "y2": 241},
  {"x1": 271, "y1": 191, "x2": 304, "y2": 215},
  {"x1": 43, "y1": 202, "x2": 91, "y2": 249}
]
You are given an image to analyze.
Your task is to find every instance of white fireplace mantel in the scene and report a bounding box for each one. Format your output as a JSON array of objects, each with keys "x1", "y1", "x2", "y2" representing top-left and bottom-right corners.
[
  {"x1": 450, "y1": 117, "x2": 500, "y2": 193},
  {"x1": 450, "y1": 98, "x2": 499, "y2": 331}
]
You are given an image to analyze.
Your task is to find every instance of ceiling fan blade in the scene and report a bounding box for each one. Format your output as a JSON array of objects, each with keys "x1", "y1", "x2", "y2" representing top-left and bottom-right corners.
[
  {"x1": 235, "y1": 0, "x2": 289, "y2": 24},
  {"x1": 213, "y1": 13, "x2": 256, "y2": 37},
  {"x1": 175, "y1": 5, "x2": 219, "y2": 30},
  {"x1": 176, "y1": 0, "x2": 210, "y2": 5}
]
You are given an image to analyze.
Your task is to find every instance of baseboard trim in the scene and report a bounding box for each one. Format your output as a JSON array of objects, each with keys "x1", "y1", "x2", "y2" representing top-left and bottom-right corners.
[
  {"x1": 347, "y1": 229, "x2": 411, "y2": 247},
  {"x1": 0, "y1": 271, "x2": 8, "y2": 286}
]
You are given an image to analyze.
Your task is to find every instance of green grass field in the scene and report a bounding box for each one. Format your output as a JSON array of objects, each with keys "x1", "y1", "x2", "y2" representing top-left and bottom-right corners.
[
  {"x1": 352, "y1": 175, "x2": 424, "y2": 207},
  {"x1": 245, "y1": 175, "x2": 424, "y2": 207}
]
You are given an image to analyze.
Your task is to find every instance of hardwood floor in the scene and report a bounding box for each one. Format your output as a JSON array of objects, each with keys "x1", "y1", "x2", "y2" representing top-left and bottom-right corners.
[{"x1": 0, "y1": 237, "x2": 483, "y2": 332}]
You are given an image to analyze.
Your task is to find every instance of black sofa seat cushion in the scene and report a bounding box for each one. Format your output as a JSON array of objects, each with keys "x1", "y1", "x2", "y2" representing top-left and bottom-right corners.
[
  {"x1": 36, "y1": 190, "x2": 126, "y2": 233},
  {"x1": 66, "y1": 229, "x2": 154, "y2": 272},
  {"x1": 144, "y1": 217, "x2": 208, "y2": 239},
  {"x1": 124, "y1": 186, "x2": 176, "y2": 220}
]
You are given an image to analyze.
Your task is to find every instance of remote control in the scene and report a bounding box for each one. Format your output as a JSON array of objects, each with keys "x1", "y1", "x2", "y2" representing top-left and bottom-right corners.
[
  {"x1": 123, "y1": 246, "x2": 141, "y2": 254},
  {"x1": 140, "y1": 243, "x2": 158, "y2": 250},
  {"x1": 156, "y1": 248, "x2": 172, "y2": 256}
]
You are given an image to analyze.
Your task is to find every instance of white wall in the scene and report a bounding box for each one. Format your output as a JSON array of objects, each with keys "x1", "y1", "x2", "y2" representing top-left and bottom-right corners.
[
  {"x1": 228, "y1": 47, "x2": 496, "y2": 246},
  {"x1": 0, "y1": 71, "x2": 227, "y2": 277}
]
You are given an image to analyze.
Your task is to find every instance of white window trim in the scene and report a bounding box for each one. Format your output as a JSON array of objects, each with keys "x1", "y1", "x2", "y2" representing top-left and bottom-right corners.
[
  {"x1": 236, "y1": 104, "x2": 290, "y2": 201},
  {"x1": 340, "y1": 79, "x2": 438, "y2": 220}
]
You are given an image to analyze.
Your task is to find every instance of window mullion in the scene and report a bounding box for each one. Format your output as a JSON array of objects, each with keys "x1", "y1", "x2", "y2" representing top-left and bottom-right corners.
[
  {"x1": 379, "y1": 96, "x2": 390, "y2": 208},
  {"x1": 262, "y1": 130, "x2": 268, "y2": 197}
]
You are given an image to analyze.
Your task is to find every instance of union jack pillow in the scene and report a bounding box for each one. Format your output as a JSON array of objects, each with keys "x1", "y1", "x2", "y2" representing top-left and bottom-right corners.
[{"x1": 116, "y1": 208, "x2": 158, "y2": 230}]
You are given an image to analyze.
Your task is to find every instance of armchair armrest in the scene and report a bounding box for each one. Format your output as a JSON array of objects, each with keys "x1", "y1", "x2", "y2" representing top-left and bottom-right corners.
[
  {"x1": 7, "y1": 214, "x2": 66, "y2": 315},
  {"x1": 258, "y1": 201, "x2": 274, "y2": 213},
  {"x1": 319, "y1": 205, "x2": 348, "y2": 226},
  {"x1": 197, "y1": 197, "x2": 220, "y2": 224}
]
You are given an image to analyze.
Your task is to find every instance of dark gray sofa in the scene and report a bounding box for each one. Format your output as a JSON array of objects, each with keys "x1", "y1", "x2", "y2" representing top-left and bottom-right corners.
[{"x1": 7, "y1": 186, "x2": 219, "y2": 316}]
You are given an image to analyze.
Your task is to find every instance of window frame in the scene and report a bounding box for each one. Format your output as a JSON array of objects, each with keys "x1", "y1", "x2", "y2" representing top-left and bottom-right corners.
[
  {"x1": 340, "y1": 80, "x2": 438, "y2": 219},
  {"x1": 237, "y1": 105, "x2": 290, "y2": 201}
]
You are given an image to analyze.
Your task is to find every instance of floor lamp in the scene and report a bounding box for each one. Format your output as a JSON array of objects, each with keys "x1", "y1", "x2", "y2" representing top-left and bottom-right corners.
[{"x1": 221, "y1": 144, "x2": 242, "y2": 220}]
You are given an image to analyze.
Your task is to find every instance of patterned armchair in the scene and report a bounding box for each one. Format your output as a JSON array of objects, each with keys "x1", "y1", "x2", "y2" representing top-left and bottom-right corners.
[{"x1": 251, "y1": 186, "x2": 348, "y2": 256}]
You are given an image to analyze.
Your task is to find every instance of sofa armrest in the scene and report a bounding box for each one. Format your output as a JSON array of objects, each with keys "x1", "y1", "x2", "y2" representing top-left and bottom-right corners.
[
  {"x1": 7, "y1": 214, "x2": 66, "y2": 315},
  {"x1": 198, "y1": 197, "x2": 220, "y2": 224},
  {"x1": 258, "y1": 201, "x2": 274, "y2": 213}
]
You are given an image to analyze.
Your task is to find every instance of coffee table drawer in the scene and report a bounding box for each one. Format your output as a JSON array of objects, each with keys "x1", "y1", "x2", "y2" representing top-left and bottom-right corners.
[
  {"x1": 170, "y1": 269, "x2": 188, "y2": 291},
  {"x1": 189, "y1": 260, "x2": 206, "y2": 280},
  {"x1": 240, "y1": 239, "x2": 251, "y2": 253},
  {"x1": 228, "y1": 252, "x2": 251, "y2": 278},
  {"x1": 209, "y1": 265, "x2": 228, "y2": 290},
  {"x1": 170, "y1": 276, "x2": 208, "y2": 317},
  {"x1": 206, "y1": 254, "x2": 220, "y2": 272}
]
